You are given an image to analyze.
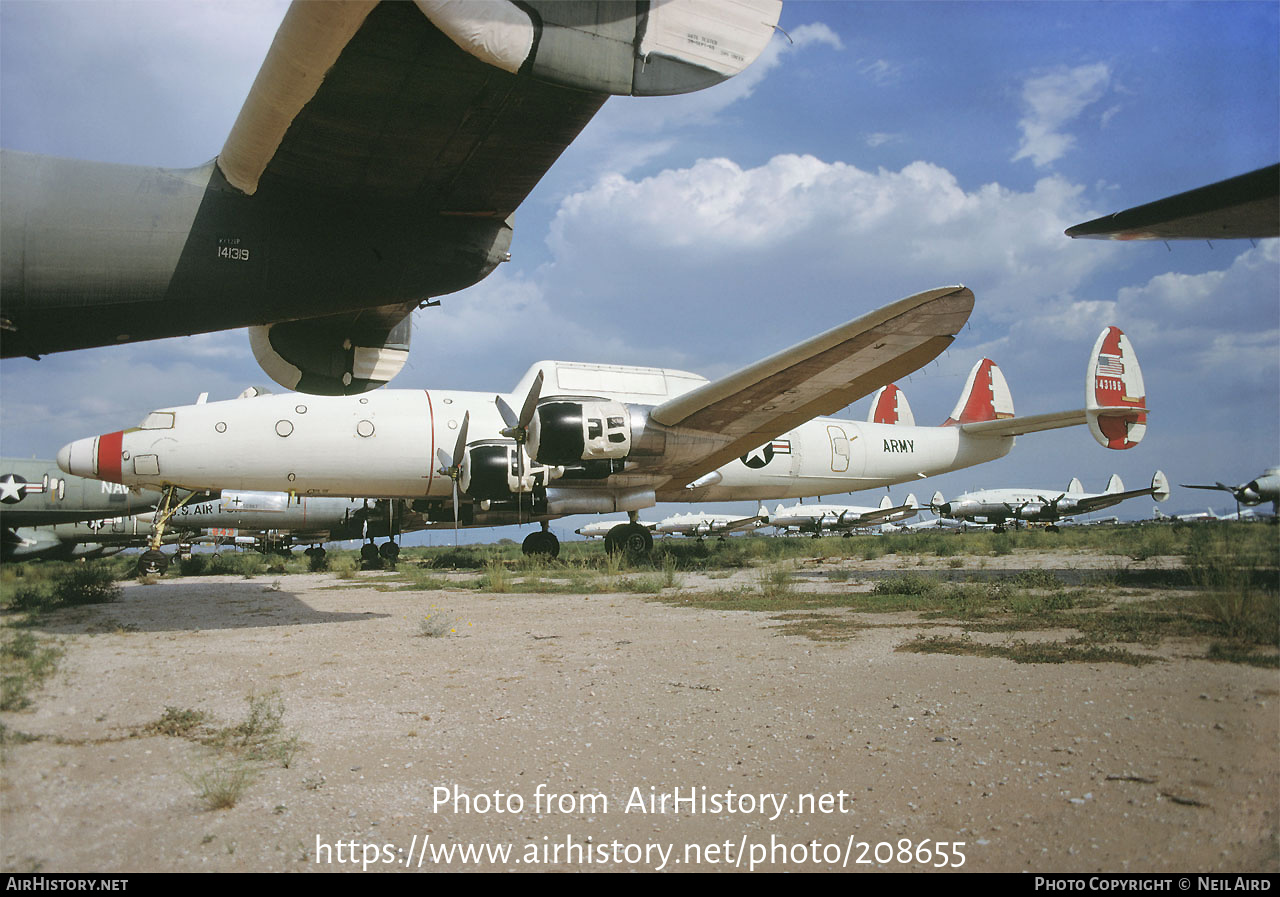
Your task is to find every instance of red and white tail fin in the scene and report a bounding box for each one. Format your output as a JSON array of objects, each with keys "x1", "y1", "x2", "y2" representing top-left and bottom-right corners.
[
  {"x1": 1087, "y1": 326, "x2": 1146, "y2": 449},
  {"x1": 868, "y1": 384, "x2": 916, "y2": 426},
  {"x1": 944, "y1": 358, "x2": 1014, "y2": 425}
]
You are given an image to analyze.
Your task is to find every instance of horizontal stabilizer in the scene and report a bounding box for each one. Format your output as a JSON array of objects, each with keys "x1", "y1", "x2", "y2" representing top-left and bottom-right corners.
[{"x1": 959, "y1": 409, "x2": 1086, "y2": 439}]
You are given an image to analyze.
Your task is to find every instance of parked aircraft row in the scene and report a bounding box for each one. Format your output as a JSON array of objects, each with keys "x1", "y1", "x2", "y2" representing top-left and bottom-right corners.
[
  {"x1": 929, "y1": 471, "x2": 1170, "y2": 532},
  {"x1": 54, "y1": 285, "x2": 1157, "y2": 565}
]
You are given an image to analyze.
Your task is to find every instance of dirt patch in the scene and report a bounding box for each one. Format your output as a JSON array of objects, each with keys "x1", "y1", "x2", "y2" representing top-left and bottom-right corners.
[{"x1": 2, "y1": 564, "x2": 1276, "y2": 872}]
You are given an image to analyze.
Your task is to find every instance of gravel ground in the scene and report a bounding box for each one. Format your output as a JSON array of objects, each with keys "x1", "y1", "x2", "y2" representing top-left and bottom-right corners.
[{"x1": 2, "y1": 555, "x2": 1276, "y2": 873}]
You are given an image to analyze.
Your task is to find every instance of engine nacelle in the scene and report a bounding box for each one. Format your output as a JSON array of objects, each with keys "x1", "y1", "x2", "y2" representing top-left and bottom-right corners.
[
  {"x1": 460, "y1": 441, "x2": 561, "y2": 500},
  {"x1": 527, "y1": 399, "x2": 633, "y2": 465},
  {"x1": 1014, "y1": 502, "x2": 1050, "y2": 521}
]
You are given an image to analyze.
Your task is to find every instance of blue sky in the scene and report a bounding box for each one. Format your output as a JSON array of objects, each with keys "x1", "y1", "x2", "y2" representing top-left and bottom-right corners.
[{"x1": 2, "y1": 1, "x2": 1277, "y2": 539}]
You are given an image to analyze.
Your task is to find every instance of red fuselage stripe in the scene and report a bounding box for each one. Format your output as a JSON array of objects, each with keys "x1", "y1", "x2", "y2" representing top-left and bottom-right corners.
[{"x1": 99, "y1": 431, "x2": 123, "y2": 483}]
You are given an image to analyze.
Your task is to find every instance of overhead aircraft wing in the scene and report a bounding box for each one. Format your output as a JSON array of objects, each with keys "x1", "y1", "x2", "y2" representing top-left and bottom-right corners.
[
  {"x1": 231, "y1": 0, "x2": 784, "y2": 392},
  {"x1": 648, "y1": 286, "x2": 975, "y2": 499},
  {"x1": 2, "y1": 1, "x2": 783, "y2": 393},
  {"x1": 1065, "y1": 164, "x2": 1280, "y2": 241}
]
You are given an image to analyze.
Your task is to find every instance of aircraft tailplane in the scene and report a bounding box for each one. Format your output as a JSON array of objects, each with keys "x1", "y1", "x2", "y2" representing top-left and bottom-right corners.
[{"x1": 957, "y1": 326, "x2": 1147, "y2": 451}]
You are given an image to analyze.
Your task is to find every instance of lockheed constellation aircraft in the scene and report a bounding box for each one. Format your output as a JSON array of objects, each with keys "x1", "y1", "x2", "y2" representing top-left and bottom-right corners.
[
  {"x1": 654, "y1": 508, "x2": 770, "y2": 540},
  {"x1": 58, "y1": 286, "x2": 1150, "y2": 560},
  {"x1": 1, "y1": 1, "x2": 782, "y2": 394},
  {"x1": 768, "y1": 494, "x2": 919, "y2": 537},
  {"x1": 929, "y1": 471, "x2": 1170, "y2": 533}
]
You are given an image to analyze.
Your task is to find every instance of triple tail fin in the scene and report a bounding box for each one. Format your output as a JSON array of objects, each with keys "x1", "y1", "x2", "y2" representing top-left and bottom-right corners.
[
  {"x1": 944, "y1": 358, "x2": 1014, "y2": 425},
  {"x1": 868, "y1": 384, "x2": 916, "y2": 426}
]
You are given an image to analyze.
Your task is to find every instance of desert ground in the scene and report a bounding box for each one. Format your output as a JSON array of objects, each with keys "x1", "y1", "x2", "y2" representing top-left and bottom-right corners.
[{"x1": 2, "y1": 548, "x2": 1277, "y2": 873}]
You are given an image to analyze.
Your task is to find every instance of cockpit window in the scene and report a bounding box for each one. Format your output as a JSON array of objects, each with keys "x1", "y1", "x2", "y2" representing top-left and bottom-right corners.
[{"x1": 138, "y1": 411, "x2": 175, "y2": 430}]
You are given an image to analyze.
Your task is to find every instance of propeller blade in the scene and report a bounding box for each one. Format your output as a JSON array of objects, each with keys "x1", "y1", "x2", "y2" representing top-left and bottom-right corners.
[
  {"x1": 497, "y1": 370, "x2": 543, "y2": 438},
  {"x1": 452, "y1": 412, "x2": 470, "y2": 467},
  {"x1": 436, "y1": 447, "x2": 453, "y2": 474},
  {"x1": 452, "y1": 477, "x2": 459, "y2": 546},
  {"x1": 496, "y1": 395, "x2": 519, "y2": 431},
  {"x1": 518, "y1": 370, "x2": 544, "y2": 428}
]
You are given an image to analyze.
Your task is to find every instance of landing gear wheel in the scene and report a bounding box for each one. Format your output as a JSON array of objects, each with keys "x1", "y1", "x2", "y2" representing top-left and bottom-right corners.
[
  {"x1": 360, "y1": 542, "x2": 382, "y2": 569},
  {"x1": 137, "y1": 550, "x2": 169, "y2": 577},
  {"x1": 605, "y1": 523, "x2": 652, "y2": 557},
  {"x1": 522, "y1": 531, "x2": 560, "y2": 558},
  {"x1": 1046, "y1": 524, "x2": 1061, "y2": 533},
  {"x1": 379, "y1": 541, "x2": 400, "y2": 560}
]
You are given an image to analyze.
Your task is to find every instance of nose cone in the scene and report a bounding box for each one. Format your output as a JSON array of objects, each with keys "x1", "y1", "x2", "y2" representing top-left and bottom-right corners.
[
  {"x1": 58, "y1": 432, "x2": 124, "y2": 482},
  {"x1": 58, "y1": 437, "x2": 97, "y2": 478}
]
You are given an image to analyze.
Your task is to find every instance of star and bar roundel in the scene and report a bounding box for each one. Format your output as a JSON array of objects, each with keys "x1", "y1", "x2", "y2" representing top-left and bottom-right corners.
[
  {"x1": 0, "y1": 473, "x2": 47, "y2": 504},
  {"x1": 740, "y1": 439, "x2": 792, "y2": 469}
]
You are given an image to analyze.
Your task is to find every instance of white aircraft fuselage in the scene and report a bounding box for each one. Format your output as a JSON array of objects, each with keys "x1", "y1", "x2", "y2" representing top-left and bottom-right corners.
[{"x1": 58, "y1": 376, "x2": 1014, "y2": 511}]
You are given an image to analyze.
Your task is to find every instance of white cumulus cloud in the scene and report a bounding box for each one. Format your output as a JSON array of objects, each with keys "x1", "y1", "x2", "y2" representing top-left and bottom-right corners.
[{"x1": 1012, "y1": 63, "x2": 1112, "y2": 168}]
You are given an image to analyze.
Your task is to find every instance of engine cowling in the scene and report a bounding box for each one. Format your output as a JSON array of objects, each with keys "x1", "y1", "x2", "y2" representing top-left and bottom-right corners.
[
  {"x1": 527, "y1": 400, "x2": 632, "y2": 465},
  {"x1": 460, "y1": 441, "x2": 561, "y2": 501},
  {"x1": 248, "y1": 310, "x2": 411, "y2": 396}
]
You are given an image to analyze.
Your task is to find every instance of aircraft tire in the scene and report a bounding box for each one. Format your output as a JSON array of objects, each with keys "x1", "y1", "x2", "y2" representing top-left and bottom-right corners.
[
  {"x1": 379, "y1": 541, "x2": 400, "y2": 560},
  {"x1": 360, "y1": 543, "x2": 380, "y2": 563},
  {"x1": 522, "y1": 531, "x2": 560, "y2": 558},
  {"x1": 137, "y1": 550, "x2": 169, "y2": 577},
  {"x1": 606, "y1": 523, "x2": 652, "y2": 557}
]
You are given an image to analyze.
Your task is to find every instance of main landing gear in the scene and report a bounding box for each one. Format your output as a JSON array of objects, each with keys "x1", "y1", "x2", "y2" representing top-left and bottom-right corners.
[
  {"x1": 359, "y1": 540, "x2": 400, "y2": 568},
  {"x1": 522, "y1": 523, "x2": 560, "y2": 558},
  {"x1": 605, "y1": 515, "x2": 653, "y2": 557}
]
